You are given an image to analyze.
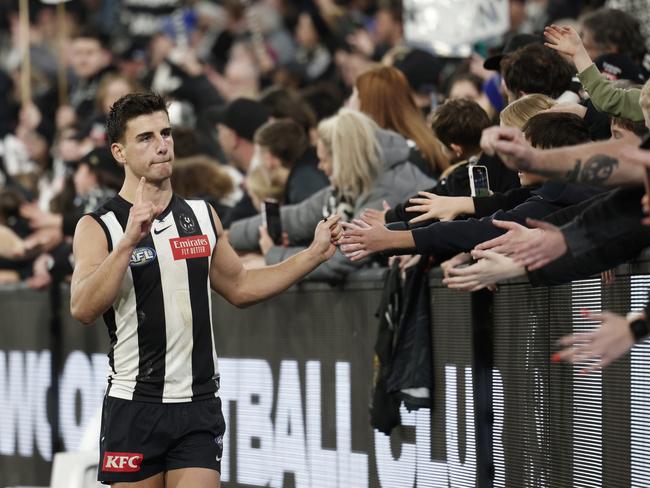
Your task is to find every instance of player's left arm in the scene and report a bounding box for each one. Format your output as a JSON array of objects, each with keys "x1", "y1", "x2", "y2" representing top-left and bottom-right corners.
[{"x1": 207, "y1": 206, "x2": 342, "y2": 307}]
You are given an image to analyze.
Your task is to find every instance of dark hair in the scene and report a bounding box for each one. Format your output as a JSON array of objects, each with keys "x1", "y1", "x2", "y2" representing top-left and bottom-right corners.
[
  {"x1": 171, "y1": 127, "x2": 202, "y2": 158},
  {"x1": 93, "y1": 167, "x2": 123, "y2": 192},
  {"x1": 581, "y1": 8, "x2": 646, "y2": 65},
  {"x1": 522, "y1": 112, "x2": 590, "y2": 149},
  {"x1": 501, "y1": 44, "x2": 574, "y2": 99},
  {"x1": 106, "y1": 93, "x2": 168, "y2": 144},
  {"x1": 611, "y1": 116, "x2": 650, "y2": 138},
  {"x1": 254, "y1": 119, "x2": 308, "y2": 168},
  {"x1": 446, "y1": 72, "x2": 483, "y2": 97},
  {"x1": 72, "y1": 27, "x2": 110, "y2": 51},
  {"x1": 258, "y1": 87, "x2": 317, "y2": 135},
  {"x1": 430, "y1": 99, "x2": 491, "y2": 152},
  {"x1": 300, "y1": 82, "x2": 344, "y2": 122}
]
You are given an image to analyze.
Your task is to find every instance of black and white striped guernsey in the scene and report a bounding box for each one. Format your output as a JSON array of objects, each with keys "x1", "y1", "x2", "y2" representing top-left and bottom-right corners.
[{"x1": 89, "y1": 194, "x2": 220, "y2": 403}]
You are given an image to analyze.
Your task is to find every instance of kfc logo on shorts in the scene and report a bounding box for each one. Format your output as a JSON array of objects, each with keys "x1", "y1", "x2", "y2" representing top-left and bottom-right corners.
[
  {"x1": 102, "y1": 452, "x2": 144, "y2": 472},
  {"x1": 170, "y1": 235, "x2": 211, "y2": 260}
]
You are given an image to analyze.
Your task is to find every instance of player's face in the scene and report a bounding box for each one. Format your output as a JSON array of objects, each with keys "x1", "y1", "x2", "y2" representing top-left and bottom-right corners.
[{"x1": 115, "y1": 111, "x2": 174, "y2": 183}]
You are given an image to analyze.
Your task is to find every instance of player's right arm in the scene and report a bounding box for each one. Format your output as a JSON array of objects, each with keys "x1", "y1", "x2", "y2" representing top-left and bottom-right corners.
[
  {"x1": 70, "y1": 216, "x2": 132, "y2": 324},
  {"x1": 70, "y1": 177, "x2": 161, "y2": 325}
]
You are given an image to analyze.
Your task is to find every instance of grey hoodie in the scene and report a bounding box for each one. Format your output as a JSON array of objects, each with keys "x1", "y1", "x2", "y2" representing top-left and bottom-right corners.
[{"x1": 227, "y1": 129, "x2": 436, "y2": 281}]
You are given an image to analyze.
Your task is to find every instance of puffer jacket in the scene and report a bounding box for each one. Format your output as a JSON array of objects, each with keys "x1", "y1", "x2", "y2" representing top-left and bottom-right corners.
[{"x1": 227, "y1": 129, "x2": 436, "y2": 281}]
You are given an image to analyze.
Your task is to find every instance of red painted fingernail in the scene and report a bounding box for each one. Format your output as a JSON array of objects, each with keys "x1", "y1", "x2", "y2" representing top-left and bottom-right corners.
[
  {"x1": 579, "y1": 308, "x2": 589, "y2": 317},
  {"x1": 551, "y1": 353, "x2": 561, "y2": 363}
]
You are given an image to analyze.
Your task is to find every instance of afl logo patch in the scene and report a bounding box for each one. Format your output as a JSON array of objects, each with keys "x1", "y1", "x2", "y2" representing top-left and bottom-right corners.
[{"x1": 130, "y1": 247, "x2": 157, "y2": 266}]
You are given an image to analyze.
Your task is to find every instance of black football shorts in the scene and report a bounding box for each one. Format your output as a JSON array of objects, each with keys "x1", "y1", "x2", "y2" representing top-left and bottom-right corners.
[{"x1": 98, "y1": 395, "x2": 226, "y2": 484}]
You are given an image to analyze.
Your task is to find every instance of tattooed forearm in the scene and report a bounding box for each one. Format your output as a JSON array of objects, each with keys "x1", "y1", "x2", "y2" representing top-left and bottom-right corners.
[{"x1": 577, "y1": 154, "x2": 619, "y2": 185}]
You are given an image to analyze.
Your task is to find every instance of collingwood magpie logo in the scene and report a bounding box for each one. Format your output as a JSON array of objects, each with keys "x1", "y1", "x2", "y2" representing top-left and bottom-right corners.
[
  {"x1": 215, "y1": 435, "x2": 223, "y2": 462},
  {"x1": 179, "y1": 213, "x2": 196, "y2": 233},
  {"x1": 130, "y1": 247, "x2": 157, "y2": 266}
]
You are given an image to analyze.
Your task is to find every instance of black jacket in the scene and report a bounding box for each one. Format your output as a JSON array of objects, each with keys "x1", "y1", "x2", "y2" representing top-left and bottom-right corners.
[
  {"x1": 284, "y1": 147, "x2": 329, "y2": 205},
  {"x1": 221, "y1": 191, "x2": 257, "y2": 229},
  {"x1": 474, "y1": 186, "x2": 538, "y2": 218},
  {"x1": 529, "y1": 186, "x2": 650, "y2": 286},
  {"x1": 386, "y1": 153, "x2": 520, "y2": 223},
  {"x1": 410, "y1": 181, "x2": 604, "y2": 261}
]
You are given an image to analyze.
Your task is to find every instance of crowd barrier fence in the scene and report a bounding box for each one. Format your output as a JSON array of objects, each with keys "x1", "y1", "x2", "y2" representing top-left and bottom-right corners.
[{"x1": 1, "y1": 258, "x2": 650, "y2": 488}]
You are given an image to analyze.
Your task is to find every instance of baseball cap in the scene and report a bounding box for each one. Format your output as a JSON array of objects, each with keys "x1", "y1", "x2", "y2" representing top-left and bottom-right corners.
[
  {"x1": 483, "y1": 33, "x2": 543, "y2": 71},
  {"x1": 595, "y1": 53, "x2": 646, "y2": 84},
  {"x1": 206, "y1": 98, "x2": 271, "y2": 142},
  {"x1": 393, "y1": 48, "x2": 442, "y2": 95}
]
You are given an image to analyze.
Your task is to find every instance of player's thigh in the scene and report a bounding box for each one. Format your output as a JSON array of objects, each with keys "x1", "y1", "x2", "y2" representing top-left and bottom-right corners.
[
  {"x1": 113, "y1": 472, "x2": 165, "y2": 488},
  {"x1": 165, "y1": 467, "x2": 220, "y2": 488}
]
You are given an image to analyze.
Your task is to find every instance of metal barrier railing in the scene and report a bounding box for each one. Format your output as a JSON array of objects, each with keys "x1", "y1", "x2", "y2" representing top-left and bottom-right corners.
[{"x1": 1, "y1": 258, "x2": 650, "y2": 487}]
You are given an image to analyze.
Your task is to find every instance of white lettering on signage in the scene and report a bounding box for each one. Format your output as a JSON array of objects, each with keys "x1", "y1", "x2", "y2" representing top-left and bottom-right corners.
[
  {"x1": 0, "y1": 352, "x2": 493, "y2": 488},
  {"x1": 0, "y1": 350, "x2": 51, "y2": 460},
  {"x1": 59, "y1": 351, "x2": 108, "y2": 451},
  {"x1": 445, "y1": 365, "x2": 476, "y2": 486},
  {"x1": 218, "y1": 359, "x2": 370, "y2": 487},
  {"x1": 0, "y1": 351, "x2": 107, "y2": 461}
]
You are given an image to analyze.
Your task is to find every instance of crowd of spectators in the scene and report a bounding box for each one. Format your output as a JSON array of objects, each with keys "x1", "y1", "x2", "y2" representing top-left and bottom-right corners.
[{"x1": 2, "y1": 0, "x2": 650, "y2": 367}]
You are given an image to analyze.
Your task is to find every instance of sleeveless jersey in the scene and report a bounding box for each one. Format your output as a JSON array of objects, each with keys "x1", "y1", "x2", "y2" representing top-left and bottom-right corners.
[{"x1": 90, "y1": 194, "x2": 219, "y2": 403}]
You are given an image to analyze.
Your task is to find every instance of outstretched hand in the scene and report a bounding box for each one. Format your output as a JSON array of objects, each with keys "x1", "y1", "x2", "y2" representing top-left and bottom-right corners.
[
  {"x1": 475, "y1": 219, "x2": 543, "y2": 258},
  {"x1": 544, "y1": 25, "x2": 583, "y2": 59},
  {"x1": 406, "y1": 193, "x2": 473, "y2": 223},
  {"x1": 516, "y1": 218, "x2": 567, "y2": 270},
  {"x1": 442, "y1": 249, "x2": 524, "y2": 292},
  {"x1": 311, "y1": 214, "x2": 343, "y2": 260},
  {"x1": 360, "y1": 200, "x2": 391, "y2": 224},
  {"x1": 543, "y1": 24, "x2": 594, "y2": 72},
  {"x1": 480, "y1": 126, "x2": 537, "y2": 172},
  {"x1": 340, "y1": 214, "x2": 391, "y2": 261},
  {"x1": 440, "y1": 252, "x2": 472, "y2": 280},
  {"x1": 553, "y1": 310, "x2": 638, "y2": 373}
]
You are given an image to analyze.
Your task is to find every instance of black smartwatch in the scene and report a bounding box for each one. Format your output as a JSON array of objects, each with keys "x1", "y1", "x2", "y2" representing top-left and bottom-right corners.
[{"x1": 629, "y1": 318, "x2": 650, "y2": 343}]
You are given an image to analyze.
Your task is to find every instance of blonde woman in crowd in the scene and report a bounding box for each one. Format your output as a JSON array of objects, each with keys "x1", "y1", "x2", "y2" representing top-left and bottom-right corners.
[{"x1": 227, "y1": 108, "x2": 435, "y2": 280}]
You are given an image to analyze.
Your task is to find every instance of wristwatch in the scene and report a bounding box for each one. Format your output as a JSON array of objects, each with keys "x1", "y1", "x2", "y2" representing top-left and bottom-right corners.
[{"x1": 629, "y1": 317, "x2": 649, "y2": 343}]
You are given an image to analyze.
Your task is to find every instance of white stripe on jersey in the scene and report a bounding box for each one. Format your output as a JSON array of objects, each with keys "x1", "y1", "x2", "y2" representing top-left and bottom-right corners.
[
  {"x1": 100, "y1": 211, "x2": 138, "y2": 400},
  {"x1": 154, "y1": 211, "x2": 195, "y2": 402},
  {"x1": 187, "y1": 200, "x2": 220, "y2": 392}
]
